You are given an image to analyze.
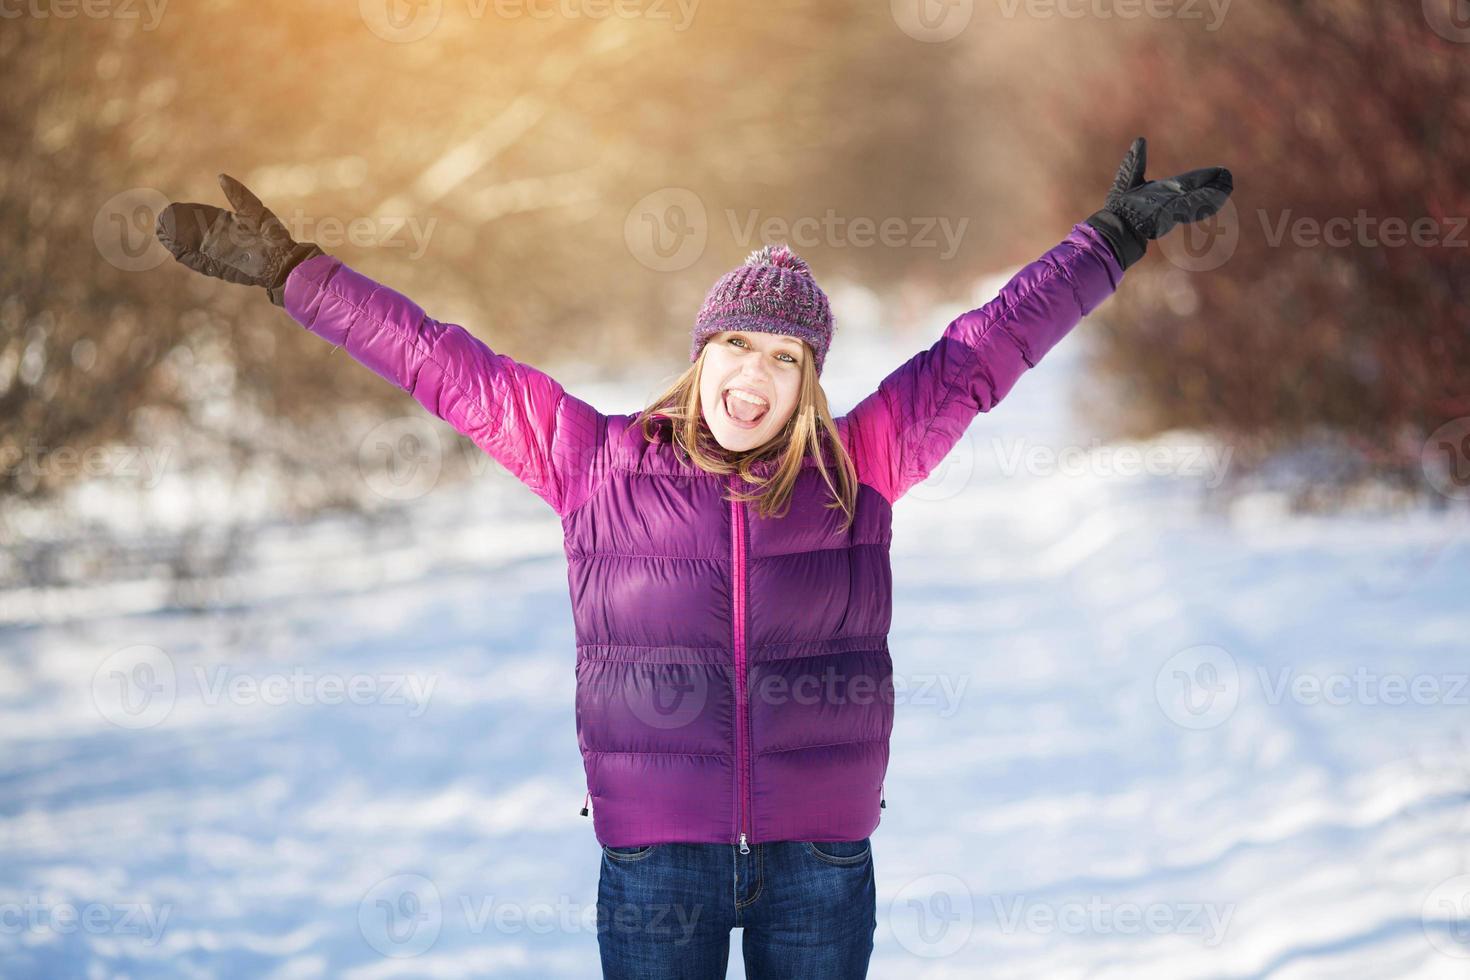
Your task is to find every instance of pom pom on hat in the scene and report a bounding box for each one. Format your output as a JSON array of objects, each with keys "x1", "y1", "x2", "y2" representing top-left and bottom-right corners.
[{"x1": 743, "y1": 242, "x2": 812, "y2": 276}]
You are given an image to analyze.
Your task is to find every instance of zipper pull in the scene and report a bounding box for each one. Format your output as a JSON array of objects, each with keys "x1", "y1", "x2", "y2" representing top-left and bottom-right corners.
[
  {"x1": 580, "y1": 791, "x2": 591, "y2": 817},
  {"x1": 739, "y1": 833, "x2": 750, "y2": 855}
]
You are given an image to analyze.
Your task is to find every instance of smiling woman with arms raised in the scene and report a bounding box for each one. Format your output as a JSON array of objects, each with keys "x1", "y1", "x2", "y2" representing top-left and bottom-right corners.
[{"x1": 153, "y1": 136, "x2": 1231, "y2": 977}]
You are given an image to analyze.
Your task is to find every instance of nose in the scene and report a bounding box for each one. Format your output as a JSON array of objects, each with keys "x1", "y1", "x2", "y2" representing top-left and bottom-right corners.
[
  {"x1": 736, "y1": 361, "x2": 772, "y2": 385},
  {"x1": 732, "y1": 373, "x2": 769, "y2": 396}
]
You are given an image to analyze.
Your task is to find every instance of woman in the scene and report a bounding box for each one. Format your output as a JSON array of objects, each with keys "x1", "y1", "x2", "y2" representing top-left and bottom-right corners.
[{"x1": 154, "y1": 136, "x2": 1232, "y2": 978}]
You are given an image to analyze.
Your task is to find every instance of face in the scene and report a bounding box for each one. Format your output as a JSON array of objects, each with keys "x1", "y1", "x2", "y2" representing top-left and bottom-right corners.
[{"x1": 698, "y1": 330, "x2": 806, "y2": 452}]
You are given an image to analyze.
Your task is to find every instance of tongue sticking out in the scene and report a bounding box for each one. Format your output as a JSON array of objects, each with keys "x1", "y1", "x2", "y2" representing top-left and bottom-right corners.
[{"x1": 725, "y1": 392, "x2": 767, "y2": 424}]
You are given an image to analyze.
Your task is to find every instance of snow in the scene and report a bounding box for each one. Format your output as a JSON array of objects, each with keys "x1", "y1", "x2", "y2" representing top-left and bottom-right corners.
[{"x1": 2, "y1": 268, "x2": 1468, "y2": 978}]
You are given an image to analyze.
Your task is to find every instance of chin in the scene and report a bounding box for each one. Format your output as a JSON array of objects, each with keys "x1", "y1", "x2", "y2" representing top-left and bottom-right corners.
[
  {"x1": 703, "y1": 411, "x2": 780, "y2": 454},
  {"x1": 710, "y1": 426, "x2": 764, "y2": 453}
]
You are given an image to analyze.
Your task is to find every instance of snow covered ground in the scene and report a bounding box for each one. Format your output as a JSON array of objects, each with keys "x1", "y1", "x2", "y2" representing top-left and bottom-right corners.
[{"x1": 2, "y1": 266, "x2": 1468, "y2": 978}]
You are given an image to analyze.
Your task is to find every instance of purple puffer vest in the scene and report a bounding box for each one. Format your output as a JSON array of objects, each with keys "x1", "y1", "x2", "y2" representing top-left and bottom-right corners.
[{"x1": 283, "y1": 222, "x2": 1124, "y2": 848}]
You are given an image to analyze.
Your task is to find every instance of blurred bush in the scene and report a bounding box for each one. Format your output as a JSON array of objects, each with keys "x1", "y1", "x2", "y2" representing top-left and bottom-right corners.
[
  {"x1": 1049, "y1": 0, "x2": 1470, "y2": 488},
  {"x1": 0, "y1": 0, "x2": 1037, "y2": 507},
  {"x1": 5, "y1": 0, "x2": 1462, "y2": 515}
]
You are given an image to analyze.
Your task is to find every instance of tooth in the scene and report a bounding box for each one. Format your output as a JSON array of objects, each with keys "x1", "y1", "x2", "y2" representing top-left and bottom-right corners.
[{"x1": 728, "y1": 389, "x2": 767, "y2": 408}]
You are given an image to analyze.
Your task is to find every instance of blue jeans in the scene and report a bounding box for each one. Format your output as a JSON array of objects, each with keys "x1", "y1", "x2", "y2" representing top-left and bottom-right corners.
[{"x1": 596, "y1": 838, "x2": 877, "y2": 979}]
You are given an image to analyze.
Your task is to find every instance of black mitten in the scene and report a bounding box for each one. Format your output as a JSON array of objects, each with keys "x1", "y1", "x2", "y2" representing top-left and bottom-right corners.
[
  {"x1": 1084, "y1": 137, "x2": 1234, "y2": 271},
  {"x1": 156, "y1": 174, "x2": 324, "y2": 306}
]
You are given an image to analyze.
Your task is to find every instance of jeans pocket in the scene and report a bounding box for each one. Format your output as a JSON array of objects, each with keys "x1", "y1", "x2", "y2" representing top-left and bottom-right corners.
[
  {"x1": 602, "y1": 843, "x2": 660, "y2": 863},
  {"x1": 803, "y1": 838, "x2": 871, "y2": 866}
]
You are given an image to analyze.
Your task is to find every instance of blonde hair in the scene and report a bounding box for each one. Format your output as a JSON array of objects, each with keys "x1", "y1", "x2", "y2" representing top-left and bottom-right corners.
[{"x1": 634, "y1": 342, "x2": 859, "y2": 534}]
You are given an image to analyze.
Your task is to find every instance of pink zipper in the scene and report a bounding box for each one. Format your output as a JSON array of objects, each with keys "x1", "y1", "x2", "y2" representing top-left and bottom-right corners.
[{"x1": 729, "y1": 474, "x2": 753, "y2": 854}]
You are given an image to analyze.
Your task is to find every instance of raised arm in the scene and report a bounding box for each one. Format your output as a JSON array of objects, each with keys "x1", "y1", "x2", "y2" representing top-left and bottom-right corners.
[
  {"x1": 283, "y1": 254, "x2": 606, "y2": 516},
  {"x1": 156, "y1": 173, "x2": 607, "y2": 516},
  {"x1": 839, "y1": 137, "x2": 1233, "y2": 506},
  {"x1": 839, "y1": 221, "x2": 1123, "y2": 505}
]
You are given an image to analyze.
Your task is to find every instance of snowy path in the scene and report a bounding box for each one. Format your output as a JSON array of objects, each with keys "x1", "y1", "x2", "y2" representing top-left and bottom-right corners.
[{"x1": 2, "y1": 272, "x2": 1468, "y2": 978}]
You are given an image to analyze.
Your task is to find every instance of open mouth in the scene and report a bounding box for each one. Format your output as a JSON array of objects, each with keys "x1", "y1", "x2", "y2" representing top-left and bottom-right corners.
[{"x1": 722, "y1": 387, "x2": 770, "y2": 427}]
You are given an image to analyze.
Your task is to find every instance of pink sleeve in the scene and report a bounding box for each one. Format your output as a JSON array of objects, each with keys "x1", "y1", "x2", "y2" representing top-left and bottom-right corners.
[
  {"x1": 283, "y1": 254, "x2": 607, "y2": 517},
  {"x1": 838, "y1": 221, "x2": 1125, "y2": 505}
]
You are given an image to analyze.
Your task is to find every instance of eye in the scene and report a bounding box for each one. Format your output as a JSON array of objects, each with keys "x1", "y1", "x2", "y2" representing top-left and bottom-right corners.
[{"x1": 727, "y1": 335, "x2": 797, "y2": 364}]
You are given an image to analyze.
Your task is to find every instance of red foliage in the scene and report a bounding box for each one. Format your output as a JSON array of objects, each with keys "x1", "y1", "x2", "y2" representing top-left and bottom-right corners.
[{"x1": 1049, "y1": 1, "x2": 1470, "y2": 481}]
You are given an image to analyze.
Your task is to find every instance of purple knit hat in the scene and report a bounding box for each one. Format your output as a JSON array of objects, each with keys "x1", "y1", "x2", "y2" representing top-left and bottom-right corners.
[{"x1": 690, "y1": 243, "x2": 834, "y2": 377}]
